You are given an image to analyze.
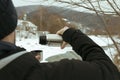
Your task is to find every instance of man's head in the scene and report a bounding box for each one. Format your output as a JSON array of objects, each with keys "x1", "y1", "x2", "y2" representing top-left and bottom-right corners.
[{"x1": 0, "y1": 0, "x2": 17, "y2": 43}]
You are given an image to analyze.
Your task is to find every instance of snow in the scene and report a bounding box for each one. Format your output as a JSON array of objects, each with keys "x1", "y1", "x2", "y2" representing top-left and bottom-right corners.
[
  {"x1": 89, "y1": 35, "x2": 114, "y2": 47},
  {"x1": 16, "y1": 38, "x2": 72, "y2": 62},
  {"x1": 89, "y1": 35, "x2": 120, "y2": 60},
  {"x1": 16, "y1": 34, "x2": 119, "y2": 61}
]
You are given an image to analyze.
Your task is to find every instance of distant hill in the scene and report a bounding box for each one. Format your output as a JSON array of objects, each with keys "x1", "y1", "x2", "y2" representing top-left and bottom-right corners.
[
  {"x1": 16, "y1": 5, "x2": 104, "y2": 28},
  {"x1": 16, "y1": 5, "x2": 120, "y2": 35}
]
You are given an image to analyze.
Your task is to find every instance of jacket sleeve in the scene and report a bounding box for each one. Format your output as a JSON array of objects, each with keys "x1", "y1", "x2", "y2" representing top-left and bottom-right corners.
[
  {"x1": 62, "y1": 28, "x2": 110, "y2": 61},
  {"x1": 61, "y1": 28, "x2": 119, "y2": 80},
  {"x1": 26, "y1": 28, "x2": 120, "y2": 80}
]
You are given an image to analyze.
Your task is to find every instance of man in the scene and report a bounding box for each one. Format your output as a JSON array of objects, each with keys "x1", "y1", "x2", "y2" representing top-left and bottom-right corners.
[{"x1": 0, "y1": 0, "x2": 120, "y2": 80}]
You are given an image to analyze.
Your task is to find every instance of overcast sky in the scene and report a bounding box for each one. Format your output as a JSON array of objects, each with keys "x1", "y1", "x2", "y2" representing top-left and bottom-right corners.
[
  {"x1": 12, "y1": 0, "x2": 89, "y2": 7},
  {"x1": 12, "y1": 0, "x2": 120, "y2": 14},
  {"x1": 12, "y1": 0, "x2": 42, "y2": 7},
  {"x1": 11, "y1": 0, "x2": 92, "y2": 13}
]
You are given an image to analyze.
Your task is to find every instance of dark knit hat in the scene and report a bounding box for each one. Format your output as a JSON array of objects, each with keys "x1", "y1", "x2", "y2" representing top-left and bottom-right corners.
[{"x1": 0, "y1": 0, "x2": 17, "y2": 40}]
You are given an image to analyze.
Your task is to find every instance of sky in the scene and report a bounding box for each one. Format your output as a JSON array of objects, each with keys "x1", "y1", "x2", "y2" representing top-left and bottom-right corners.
[
  {"x1": 12, "y1": 0, "x2": 81, "y2": 7},
  {"x1": 12, "y1": 0, "x2": 120, "y2": 14},
  {"x1": 12, "y1": 0, "x2": 92, "y2": 13},
  {"x1": 12, "y1": 0, "x2": 42, "y2": 7}
]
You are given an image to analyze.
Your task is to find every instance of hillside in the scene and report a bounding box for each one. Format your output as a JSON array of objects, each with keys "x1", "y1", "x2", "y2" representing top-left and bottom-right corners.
[
  {"x1": 16, "y1": 5, "x2": 120, "y2": 35},
  {"x1": 16, "y1": 5, "x2": 104, "y2": 27}
]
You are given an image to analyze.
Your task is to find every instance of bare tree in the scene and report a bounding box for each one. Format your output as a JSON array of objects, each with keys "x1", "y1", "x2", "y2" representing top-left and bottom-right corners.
[
  {"x1": 22, "y1": 0, "x2": 120, "y2": 70},
  {"x1": 55, "y1": 0, "x2": 120, "y2": 70}
]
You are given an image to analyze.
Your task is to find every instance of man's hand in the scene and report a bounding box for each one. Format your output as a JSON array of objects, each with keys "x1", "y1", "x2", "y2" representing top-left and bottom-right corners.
[{"x1": 56, "y1": 26, "x2": 69, "y2": 49}]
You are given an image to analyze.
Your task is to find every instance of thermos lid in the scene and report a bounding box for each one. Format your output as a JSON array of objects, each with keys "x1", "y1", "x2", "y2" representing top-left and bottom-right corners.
[{"x1": 39, "y1": 35, "x2": 47, "y2": 45}]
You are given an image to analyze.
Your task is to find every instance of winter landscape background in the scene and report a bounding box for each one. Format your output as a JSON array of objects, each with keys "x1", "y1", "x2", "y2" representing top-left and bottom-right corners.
[{"x1": 12, "y1": 0, "x2": 120, "y2": 69}]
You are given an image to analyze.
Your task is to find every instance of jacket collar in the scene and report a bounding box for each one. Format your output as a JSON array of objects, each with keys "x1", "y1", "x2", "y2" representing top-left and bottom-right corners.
[
  {"x1": 0, "y1": 41, "x2": 17, "y2": 51},
  {"x1": 0, "y1": 41, "x2": 25, "y2": 59},
  {"x1": 0, "y1": 51, "x2": 28, "y2": 69}
]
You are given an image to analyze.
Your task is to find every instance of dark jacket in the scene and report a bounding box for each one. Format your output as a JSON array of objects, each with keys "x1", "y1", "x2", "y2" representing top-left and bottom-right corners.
[{"x1": 0, "y1": 28, "x2": 120, "y2": 80}]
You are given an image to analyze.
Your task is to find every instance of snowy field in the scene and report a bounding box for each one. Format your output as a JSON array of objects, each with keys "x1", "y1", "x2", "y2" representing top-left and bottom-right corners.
[
  {"x1": 16, "y1": 37, "x2": 73, "y2": 62},
  {"x1": 16, "y1": 34, "x2": 120, "y2": 62}
]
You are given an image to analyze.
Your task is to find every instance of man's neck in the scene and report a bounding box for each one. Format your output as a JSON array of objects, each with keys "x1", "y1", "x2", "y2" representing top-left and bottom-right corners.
[{"x1": 1, "y1": 32, "x2": 15, "y2": 44}]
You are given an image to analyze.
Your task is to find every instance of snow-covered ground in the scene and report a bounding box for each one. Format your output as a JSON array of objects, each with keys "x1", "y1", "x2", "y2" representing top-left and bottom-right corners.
[
  {"x1": 16, "y1": 34, "x2": 120, "y2": 62},
  {"x1": 16, "y1": 36, "x2": 73, "y2": 62},
  {"x1": 89, "y1": 35, "x2": 120, "y2": 60}
]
